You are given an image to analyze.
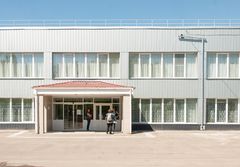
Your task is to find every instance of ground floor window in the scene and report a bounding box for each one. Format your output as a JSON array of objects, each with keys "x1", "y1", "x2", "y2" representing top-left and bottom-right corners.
[
  {"x1": 206, "y1": 99, "x2": 239, "y2": 123},
  {"x1": 176, "y1": 99, "x2": 184, "y2": 122},
  {"x1": 228, "y1": 99, "x2": 238, "y2": 123},
  {"x1": 0, "y1": 99, "x2": 10, "y2": 122},
  {"x1": 12, "y1": 99, "x2": 22, "y2": 122},
  {"x1": 164, "y1": 99, "x2": 174, "y2": 122},
  {"x1": 206, "y1": 99, "x2": 215, "y2": 122},
  {"x1": 0, "y1": 98, "x2": 33, "y2": 122},
  {"x1": 186, "y1": 99, "x2": 197, "y2": 122},
  {"x1": 54, "y1": 104, "x2": 63, "y2": 120},
  {"x1": 23, "y1": 99, "x2": 32, "y2": 121},
  {"x1": 132, "y1": 99, "x2": 140, "y2": 122},
  {"x1": 141, "y1": 99, "x2": 150, "y2": 122},
  {"x1": 132, "y1": 98, "x2": 197, "y2": 123},
  {"x1": 152, "y1": 99, "x2": 162, "y2": 122}
]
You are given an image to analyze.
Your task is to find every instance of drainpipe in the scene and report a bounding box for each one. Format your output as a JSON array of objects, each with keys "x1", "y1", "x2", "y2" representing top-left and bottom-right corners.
[{"x1": 200, "y1": 38, "x2": 205, "y2": 131}]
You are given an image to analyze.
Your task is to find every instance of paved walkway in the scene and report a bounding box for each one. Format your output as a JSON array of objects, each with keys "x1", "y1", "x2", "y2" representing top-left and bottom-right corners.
[{"x1": 1, "y1": 130, "x2": 240, "y2": 167}]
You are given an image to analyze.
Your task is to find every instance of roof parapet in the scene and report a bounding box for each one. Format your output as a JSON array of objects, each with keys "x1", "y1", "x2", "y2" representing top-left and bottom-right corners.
[{"x1": 0, "y1": 19, "x2": 240, "y2": 27}]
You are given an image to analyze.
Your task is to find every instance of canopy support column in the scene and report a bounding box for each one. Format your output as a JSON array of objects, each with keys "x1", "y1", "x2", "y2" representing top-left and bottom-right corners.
[{"x1": 122, "y1": 95, "x2": 132, "y2": 134}]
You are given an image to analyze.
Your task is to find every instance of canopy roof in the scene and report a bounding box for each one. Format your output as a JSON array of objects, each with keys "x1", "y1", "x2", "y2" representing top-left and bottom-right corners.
[
  {"x1": 33, "y1": 81, "x2": 132, "y2": 89},
  {"x1": 33, "y1": 81, "x2": 134, "y2": 96}
]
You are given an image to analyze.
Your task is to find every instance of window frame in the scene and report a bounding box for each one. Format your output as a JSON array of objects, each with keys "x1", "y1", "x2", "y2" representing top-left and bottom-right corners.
[
  {"x1": 132, "y1": 98, "x2": 198, "y2": 124},
  {"x1": 129, "y1": 52, "x2": 197, "y2": 79},
  {"x1": 0, "y1": 53, "x2": 11, "y2": 77},
  {"x1": 175, "y1": 99, "x2": 186, "y2": 123},
  {"x1": 0, "y1": 98, "x2": 34, "y2": 123},
  {"x1": 229, "y1": 53, "x2": 239, "y2": 78},
  {"x1": 139, "y1": 53, "x2": 151, "y2": 78},
  {"x1": 207, "y1": 52, "x2": 240, "y2": 79},
  {"x1": 52, "y1": 97, "x2": 121, "y2": 121},
  {"x1": 52, "y1": 53, "x2": 120, "y2": 79},
  {"x1": 163, "y1": 53, "x2": 174, "y2": 78},
  {"x1": 0, "y1": 53, "x2": 44, "y2": 79},
  {"x1": 206, "y1": 98, "x2": 240, "y2": 124},
  {"x1": 151, "y1": 53, "x2": 162, "y2": 78},
  {"x1": 186, "y1": 53, "x2": 197, "y2": 78},
  {"x1": 174, "y1": 53, "x2": 185, "y2": 78},
  {"x1": 217, "y1": 53, "x2": 228, "y2": 78}
]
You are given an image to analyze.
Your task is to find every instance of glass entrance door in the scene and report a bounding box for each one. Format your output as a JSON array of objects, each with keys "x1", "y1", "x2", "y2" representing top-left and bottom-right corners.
[
  {"x1": 64, "y1": 104, "x2": 83, "y2": 130},
  {"x1": 95, "y1": 104, "x2": 111, "y2": 120},
  {"x1": 74, "y1": 105, "x2": 83, "y2": 129},
  {"x1": 64, "y1": 105, "x2": 73, "y2": 129}
]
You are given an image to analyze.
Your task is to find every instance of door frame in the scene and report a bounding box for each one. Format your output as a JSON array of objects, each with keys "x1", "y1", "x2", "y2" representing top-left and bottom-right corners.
[
  {"x1": 73, "y1": 104, "x2": 84, "y2": 129},
  {"x1": 94, "y1": 103, "x2": 112, "y2": 120},
  {"x1": 63, "y1": 103, "x2": 84, "y2": 130}
]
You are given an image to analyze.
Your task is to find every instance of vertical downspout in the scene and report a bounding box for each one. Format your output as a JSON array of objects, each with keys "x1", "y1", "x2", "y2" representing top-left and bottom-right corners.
[
  {"x1": 130, "y1": 88, "x2": 134, "y2": 133},
  {"x1": 201, "y1": 39, "x2": 205, "y2": 130}
]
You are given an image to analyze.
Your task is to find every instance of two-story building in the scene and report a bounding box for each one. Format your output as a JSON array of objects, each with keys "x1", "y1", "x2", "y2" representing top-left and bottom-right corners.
[{"x1": 0, "y1": 19, "x2": 240, "y2": 134}]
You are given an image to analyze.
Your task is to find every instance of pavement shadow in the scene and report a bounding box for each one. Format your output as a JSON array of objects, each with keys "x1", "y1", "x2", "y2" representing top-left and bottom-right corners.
[
  {"x1": 132, "y1": 124, "x2": 154, "y2": 133},
  {"x1": 132, "y1": 130, "x2": 154, "y2": 134},
  {"x1": 0, "y1": 162, "x2": 41, "y2": 167}
]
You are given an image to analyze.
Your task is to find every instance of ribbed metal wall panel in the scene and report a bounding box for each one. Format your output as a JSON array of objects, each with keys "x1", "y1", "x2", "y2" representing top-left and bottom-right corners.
[
  {"x1": 1, "y1": 28, "x2": 240, "y2": 52},
  {"x1": 0, "y1": 79, "x2": 200, "y2": 98},
  {"x1": 205, "y1": 80, "x2": 240, "y2": 98},
  {"x1": 0, "y1": 28, "x2": 240, "y2": 99}
]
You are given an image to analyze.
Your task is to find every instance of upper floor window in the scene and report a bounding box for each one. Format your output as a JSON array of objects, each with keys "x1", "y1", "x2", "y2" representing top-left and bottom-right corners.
[
  {"x1": 129, "y1": 53, "x2": 197, "y2": 78},
  {"x1": 207, "y1": 52, "x2": 240, "y2": 78},
  {"x1": 0, "y1": 53, "x2": 43, "y2": 78},
  {"x1": 53, "y1": 53, "x2": 120, "y2": 78}
]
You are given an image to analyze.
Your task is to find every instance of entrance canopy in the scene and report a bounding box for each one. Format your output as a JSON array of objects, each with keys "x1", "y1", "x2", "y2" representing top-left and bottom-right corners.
[
  {"x1": 33, "y1": 81, "x2": 134, "y2": 96},
  {"x1": 32, "y1": 81, "x2": 134, "y2": 134}
]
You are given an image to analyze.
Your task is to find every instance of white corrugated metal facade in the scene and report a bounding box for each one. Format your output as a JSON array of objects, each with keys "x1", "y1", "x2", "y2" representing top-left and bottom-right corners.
[{"x1": 0, "y1": 26, "x2": 240, "y2": 130}]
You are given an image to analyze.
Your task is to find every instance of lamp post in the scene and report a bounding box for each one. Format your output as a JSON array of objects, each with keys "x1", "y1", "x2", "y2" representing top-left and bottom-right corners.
[{"x1": 178, "y1": 34, "x2": 207, "y2": 130}]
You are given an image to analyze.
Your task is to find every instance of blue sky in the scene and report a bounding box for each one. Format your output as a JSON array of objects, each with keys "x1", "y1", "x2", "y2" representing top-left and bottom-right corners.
[{"x1": 0, "y1": 0, "x2": 239, "y2": 19}]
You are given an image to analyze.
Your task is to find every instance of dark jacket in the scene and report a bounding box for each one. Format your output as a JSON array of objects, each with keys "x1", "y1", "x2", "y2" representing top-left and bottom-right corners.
[{"x1": 86, "y1": 112, "x2": 92, "y2": 120}]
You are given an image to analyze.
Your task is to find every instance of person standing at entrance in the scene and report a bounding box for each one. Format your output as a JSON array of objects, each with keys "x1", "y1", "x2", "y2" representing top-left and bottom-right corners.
[
  {"x1": 112, "y1": 108, "x2": 118, "y2": 132},
  {"x1": 106, "y1": 109, "x2": 114, "y2": 134},
  {"x1": 86, "y1": 108, "x2": 92, "y2": 131}
]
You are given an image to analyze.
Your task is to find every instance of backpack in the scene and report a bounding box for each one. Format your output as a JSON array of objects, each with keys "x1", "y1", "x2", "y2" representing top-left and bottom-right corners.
[{"x1": 107, "y1": 113, "x2": 113, "y2": 122}]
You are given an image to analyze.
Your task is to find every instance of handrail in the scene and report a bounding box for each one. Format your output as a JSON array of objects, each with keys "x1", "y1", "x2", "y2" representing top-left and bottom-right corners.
[{"x1": 0, "y1": 19, "x2": 239, "y2": 27}]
